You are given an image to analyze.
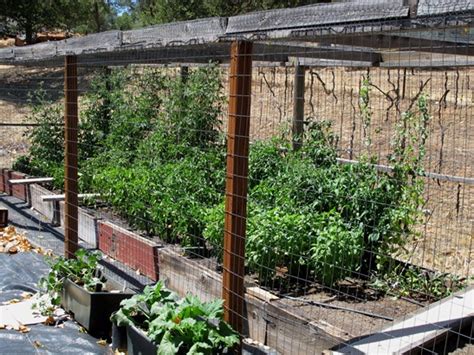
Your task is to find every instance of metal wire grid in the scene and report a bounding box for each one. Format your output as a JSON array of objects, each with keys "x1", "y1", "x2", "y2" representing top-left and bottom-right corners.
[{"x1": 0, "y1": 2, "x2": 472, "y2": 354}]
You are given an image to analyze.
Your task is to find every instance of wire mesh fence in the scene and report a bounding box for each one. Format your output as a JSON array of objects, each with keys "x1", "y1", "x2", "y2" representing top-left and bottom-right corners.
[{"x1": 0, "y1": 1, "x2": 473, "y2": 354}]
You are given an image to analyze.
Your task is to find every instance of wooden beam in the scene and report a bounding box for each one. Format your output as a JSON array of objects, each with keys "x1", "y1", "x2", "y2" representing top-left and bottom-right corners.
[
  {"x1": 330, "y1": 287, "x2": 474, "y2": 354},
  {"x1": 222, "y1": 40, "x2": 253, "y2": 340},
  {"x1": 64, "y1": 55, "x2": 79, "y2": 259},
  {"x1": 337, "y1": 158, "x2": 474, "y2": 185},
  {"x1": 318, "y1": 34, "x2": 474, "y2": 57},
  {"x1": 254, "y1": 43, "x2": 381, "y2": 65},
  {"x1": 292, "y1": 64, "x2": 305, "y2": 150}
]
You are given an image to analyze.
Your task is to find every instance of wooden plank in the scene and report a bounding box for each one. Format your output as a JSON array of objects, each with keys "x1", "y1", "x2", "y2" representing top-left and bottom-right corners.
[
  {"x1": 331, "y1": 287, "x2": 474, "y2": 354},
  {"x1": 14, "y1": 41, "x2": 58, "y2": 61},
  {"x1": 9, "y1": 177, "x2": 54, "y2": 185},
  {"x1": 159, "y1": 248, "x2": 222, "y2": 302},
  {"x1": 64, "y1": 55, "x2": 79, "y2": 259},
  {"x1": 246, "y1": 293, "x2": 345, "y2": 355},
  {"x1": 317, "y1": 34, "x2": 474, "y2": 57},
  {"x1": 380, "y1": 57, "x2": 474, "y2": 68},
  {"x1": 254, "y1": 43, "x2": 382, "y2": 64},
  {"x1": 222, "y1": 40, "x2": 253, "y2": 338},
  {"x1": 0, "y1": 47, "x2": 13, "y2": 60},
  {"x1": 41, "y1": 193, "x2": 100, "y2": 202},
  {"x1": 57, "y1": 31, "x2": 122, "y2": 56},
  {"x1": 76, "y1": 43, "x2": 231, "y2": 66},
  {"x1": 292, "y1": 64, "x2": 305, "y2": 150}
]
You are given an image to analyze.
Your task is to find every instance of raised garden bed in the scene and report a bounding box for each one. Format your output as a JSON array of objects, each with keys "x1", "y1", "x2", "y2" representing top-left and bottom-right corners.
[
  {"x1": 3, "y1": 170, "x2": 466, "y2": 354},
  {"x1": 1, "y1": 169, "x2": 28, "y2": 200}
]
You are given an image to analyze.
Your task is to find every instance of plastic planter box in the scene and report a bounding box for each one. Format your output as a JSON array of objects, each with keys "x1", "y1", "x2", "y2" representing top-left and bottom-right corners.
[
  {"x1": 126, "y1": 324, "x2": 158, "y2": 355},
  {"x1": 61, "y1": 278, "x2": 134, "y2": 338}
]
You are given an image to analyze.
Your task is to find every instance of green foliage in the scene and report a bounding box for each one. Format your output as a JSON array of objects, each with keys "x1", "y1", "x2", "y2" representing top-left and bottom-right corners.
[
  {"x1": 246, "y1": 207, "x2": 363, "y2": 285},
  {"x1": 161, "y1": 66, "x2": 224, "y2": 148},
  {"x1": 84, "y1": 66, "x2": 226, "y2": 246},
  {"x1": 13, "y1": 87, "x2": 64, "y2": 188},
  {"x1": 205, "y1": 119, "x2": 427, "y2": 286},
  {"x1": 91, "y1": 147, "x2": 225, "y2": 245},
  {"x1": 112, "y1": 281, "x2": 178, "y2": 328},
  {"x1": 370, "y1": 264, "x2": 466, "y2": 301},
  {"x1": 132, "y1": 0, "x2": 331, "y2": 26},
  {"x1": 359, "y1": 74, "x2": 372, "y2": 148},
  {"x1": 36, "y1": 249, "x2": 105, "y2": 315},
  {"x1": 111, "y1": 282, "x2": 239, "y2": 354},
  {"x1": 22, "y1": 67, "x2": 430, "y2": 291}
]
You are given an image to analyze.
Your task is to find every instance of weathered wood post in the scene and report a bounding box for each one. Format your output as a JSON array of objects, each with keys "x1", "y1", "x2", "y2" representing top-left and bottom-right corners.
[
  {"x1": 292, "y1": 64, "x2": 306, "y2": 150},
  {"x1": 222, "y1": 41, "x2": 253, "y2": 339},
  {"x1": 180, "y1": 65, "x2": 189, "y2": 83},
  {"x1": 64, "y1": 55, "x2": 79, "y2": 259}
]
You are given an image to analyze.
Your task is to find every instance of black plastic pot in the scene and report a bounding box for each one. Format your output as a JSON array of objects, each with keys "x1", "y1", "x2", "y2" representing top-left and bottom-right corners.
[
  {"x1": 126, "y1": 324, "x2": 158, "y2": 355},
  {"x1": 61, "y1": 278, "x2": 134, "y2": 338}
]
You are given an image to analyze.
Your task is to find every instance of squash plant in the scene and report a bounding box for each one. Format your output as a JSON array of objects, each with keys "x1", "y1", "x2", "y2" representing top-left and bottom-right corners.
[{"x1": 112, "y1": 282, "x2": 239, "y2": 354}]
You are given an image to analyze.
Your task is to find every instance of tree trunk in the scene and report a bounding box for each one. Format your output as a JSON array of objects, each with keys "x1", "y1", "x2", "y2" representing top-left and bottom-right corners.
[
  {"x1": 25, "y1": 22, "x2": 34, "y2": 45},
  {"x1": 94, "y1": 1, "x2": 101, "y2": 32}
]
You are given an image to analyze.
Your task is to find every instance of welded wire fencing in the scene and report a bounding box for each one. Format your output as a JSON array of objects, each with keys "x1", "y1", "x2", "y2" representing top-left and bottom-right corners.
[{"x1": 0, "y1": 1, "x2": 473, "y2": 354}]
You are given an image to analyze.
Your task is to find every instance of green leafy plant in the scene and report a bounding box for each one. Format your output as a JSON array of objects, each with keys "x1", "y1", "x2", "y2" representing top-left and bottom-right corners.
[
  {"x1": 205, "y1": 118, "x2": 427, "y2": 287},
  {"x1": 370, "y1": 264, "x2": 466, "y2": 301},
  {"x1": 13, "y1": 86, "x2": 64, "y2": 188},
  {"x1": 86, "y1": 66, "x2": 226, "y2": 247},
  {"x1": 37, "y1": 249, "x2": 105, "y2": 315},
  {"x1": 111, "y1": 282, "x2": 239, "y2": 354}
]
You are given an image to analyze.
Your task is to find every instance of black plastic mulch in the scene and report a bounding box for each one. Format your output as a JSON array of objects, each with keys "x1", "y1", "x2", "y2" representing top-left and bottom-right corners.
[
  {"x1": 0, "y1": 195, "x2": 124, "y2": 354},
  {"x1": 0, "y1": 253, "x2": 106, "y2": 354}
]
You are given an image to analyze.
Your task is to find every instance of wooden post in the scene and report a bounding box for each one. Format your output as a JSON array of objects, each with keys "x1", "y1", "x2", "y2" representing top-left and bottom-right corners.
[
  {"x1": 292, "y1": 64, "x2": 305, "y2": 150},
  {"x1": 222, "y1": 41, "x2": 253, "y2": 338},
  {"x1": 64, "y1": 55, "x2": 79, "y2": 259},
  {"x1": 180, "y1": 65, "x2": 189, "y2": 83},
  {"x1": 404, "y1": 0, "x2": 418, "y2": 17}
]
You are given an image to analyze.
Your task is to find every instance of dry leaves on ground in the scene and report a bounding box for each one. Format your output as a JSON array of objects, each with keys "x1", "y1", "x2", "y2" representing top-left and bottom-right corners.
[{"x1": 0, "y1": 226, "x2": 45, "y2": 254}]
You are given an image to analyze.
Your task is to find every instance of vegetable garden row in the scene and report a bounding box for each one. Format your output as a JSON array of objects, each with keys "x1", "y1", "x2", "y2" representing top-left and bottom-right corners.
[{"x1": 13, "y1": 63, "x2": 465, "y2": 300}]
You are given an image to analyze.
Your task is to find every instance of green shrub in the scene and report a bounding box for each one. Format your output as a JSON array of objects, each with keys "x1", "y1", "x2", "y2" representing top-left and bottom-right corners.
[
  {"x1": 204, "y1": 121, "x2": 425, "y2": 286},
  {"x1": 85, "y1": 65, "x2": 226, "y2": 247}
]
